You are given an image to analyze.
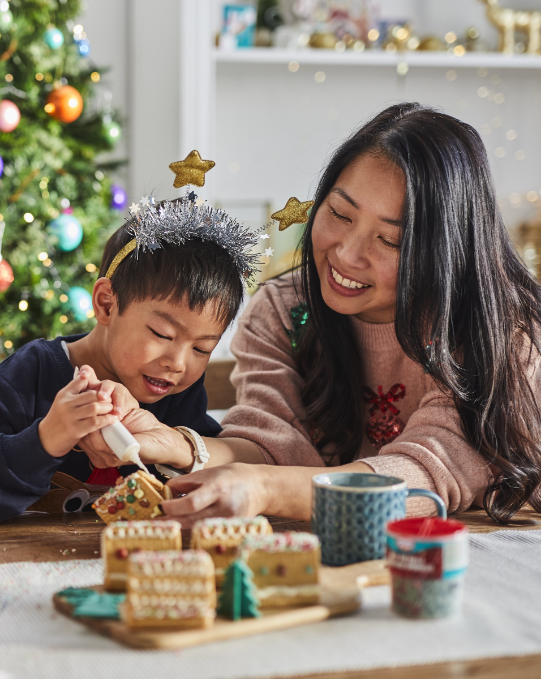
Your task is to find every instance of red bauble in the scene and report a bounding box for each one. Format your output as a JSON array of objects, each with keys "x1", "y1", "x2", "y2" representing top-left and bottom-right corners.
[
  {"x1": 0, "y1": 258, "x2": 14, "y2": 292},
  {"x1": 0, "y1": 99, "x2": 21, "y2": 133},
  {"x1": 45, "y1": 85, "x2": 83, "y2": 123}
]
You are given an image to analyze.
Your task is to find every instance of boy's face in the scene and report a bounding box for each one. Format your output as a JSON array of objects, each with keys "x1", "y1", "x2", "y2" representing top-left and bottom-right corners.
[{"x1": 101, "y1": 294, "x2": 226, "y2": 404}]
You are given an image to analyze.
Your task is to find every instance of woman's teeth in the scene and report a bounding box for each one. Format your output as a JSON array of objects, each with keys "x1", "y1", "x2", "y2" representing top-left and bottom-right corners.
[{"x1": 331, "y1": 266, "x2": 370, "y2": 290}]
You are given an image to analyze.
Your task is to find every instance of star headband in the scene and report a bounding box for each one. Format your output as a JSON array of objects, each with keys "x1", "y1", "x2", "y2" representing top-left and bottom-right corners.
[{"x1": 105, "y1": 150, "x2": 315, "y2": 284}]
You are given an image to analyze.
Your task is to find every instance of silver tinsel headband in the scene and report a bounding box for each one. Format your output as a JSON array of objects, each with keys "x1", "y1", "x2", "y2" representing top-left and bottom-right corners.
[{"x1": 105, "y1": 193, "x2": 267, "y2": 286}]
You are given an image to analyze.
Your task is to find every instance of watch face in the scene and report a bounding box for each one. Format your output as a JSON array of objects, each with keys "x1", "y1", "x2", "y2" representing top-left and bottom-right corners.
[{"x1": 155, "y1": 464, "x2": 180, "y2": 479}]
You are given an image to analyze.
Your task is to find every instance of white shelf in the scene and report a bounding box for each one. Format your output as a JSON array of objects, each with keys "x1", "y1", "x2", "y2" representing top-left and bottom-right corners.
[{"x1": 214, "y1": 48, "x2": 541, "y2": 70}]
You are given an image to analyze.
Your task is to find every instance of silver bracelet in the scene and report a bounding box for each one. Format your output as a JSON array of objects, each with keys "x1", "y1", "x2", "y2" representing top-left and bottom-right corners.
[{"x1": 155, "y1": 426, "x2": 209, "y2": 478}]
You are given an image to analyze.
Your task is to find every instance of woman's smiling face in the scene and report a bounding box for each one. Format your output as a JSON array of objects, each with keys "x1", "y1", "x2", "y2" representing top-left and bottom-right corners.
[{"x1": 311, "y1": 153, "x2": 405, "y2": 323}]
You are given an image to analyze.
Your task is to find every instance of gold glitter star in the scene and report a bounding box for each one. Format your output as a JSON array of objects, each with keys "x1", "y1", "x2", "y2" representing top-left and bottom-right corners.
[
  {"x1": 169, "y1": 150, "x2": 215, "y2": 189},
  {"x1": 271, "y1": 197, "x2": 315, "y2": 231}
]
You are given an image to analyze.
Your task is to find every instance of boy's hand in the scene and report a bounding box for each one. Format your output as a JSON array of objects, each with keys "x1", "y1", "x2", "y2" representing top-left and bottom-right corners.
[
  {"x1": 39, "y1": 366, "x2": 119, "y2": 458},
  {"x1": 79, "y1": 365, "x2": 139, "y2": 418},
  {"x1": 73, "y1": 365, "x2": 140, "y2": 468}
]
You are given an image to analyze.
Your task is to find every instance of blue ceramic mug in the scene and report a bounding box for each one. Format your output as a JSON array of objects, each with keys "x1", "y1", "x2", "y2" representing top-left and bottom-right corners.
[{"x1": 311, "y1": 472, "x2": 447, "y2": 566}]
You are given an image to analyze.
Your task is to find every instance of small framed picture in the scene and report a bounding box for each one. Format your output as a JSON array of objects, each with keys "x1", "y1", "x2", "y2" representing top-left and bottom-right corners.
[{"x1": 220, "y1": 4, "x2": 257, "y2": 49}]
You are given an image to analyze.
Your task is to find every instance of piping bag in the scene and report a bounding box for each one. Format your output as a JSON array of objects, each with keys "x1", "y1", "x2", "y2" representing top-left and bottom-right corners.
[{"x1": 74, "y1": 367, "x2": 149, "y2": 473}]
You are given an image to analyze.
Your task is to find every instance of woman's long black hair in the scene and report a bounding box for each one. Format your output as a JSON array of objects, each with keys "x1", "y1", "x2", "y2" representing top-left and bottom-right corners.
[{"x1": 297, "y1": 102, "x2": 541, "y2": 523}]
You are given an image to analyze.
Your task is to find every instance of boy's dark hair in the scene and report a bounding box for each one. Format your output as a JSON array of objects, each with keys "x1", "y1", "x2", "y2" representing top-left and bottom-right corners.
[{"x1": 99, "y1": 217, "x2": 244, "y2": 327}]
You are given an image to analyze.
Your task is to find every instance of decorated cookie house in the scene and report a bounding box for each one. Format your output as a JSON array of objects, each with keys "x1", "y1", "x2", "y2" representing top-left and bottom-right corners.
[
  {"x1": 102, "y1": 520, "x2": 182, "y2": 591},
  {"x1": 240, "y1": 532, "x2": 321, "y2": 608},
  {"x1": 124, "y1": 550, "x2": 216, "y2": 629},
  {"x1": 191, "y1": 516, "x2": 273, "y2": 585}
]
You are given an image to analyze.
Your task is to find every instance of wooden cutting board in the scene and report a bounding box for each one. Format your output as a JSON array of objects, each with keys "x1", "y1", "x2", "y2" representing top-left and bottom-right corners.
[{"x1": 53, "y1": 559, "x2": 389, "y2": 650}]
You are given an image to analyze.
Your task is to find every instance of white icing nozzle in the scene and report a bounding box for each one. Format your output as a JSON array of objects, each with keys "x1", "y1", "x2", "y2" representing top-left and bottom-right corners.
[{"x1": 101, "y1": 420, "x2": 149, "y2": 473}]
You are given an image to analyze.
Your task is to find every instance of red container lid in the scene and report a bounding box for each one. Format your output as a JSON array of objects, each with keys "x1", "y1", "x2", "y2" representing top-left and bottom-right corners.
[{"x1": 387, "y1": 517, "x2": 467, "y2": 538}]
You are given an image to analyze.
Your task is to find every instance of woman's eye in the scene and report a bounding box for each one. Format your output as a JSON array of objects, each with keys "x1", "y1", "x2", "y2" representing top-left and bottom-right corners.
[
  {"x1": 150, "y1": 327, "x2": 171, "y2": 340},
  {"x1": 379, "y1": 236, "x2": 400, "y2": 250},
  {"x1": 329, "y1": 206, "x2": 350, "y2": 222}
]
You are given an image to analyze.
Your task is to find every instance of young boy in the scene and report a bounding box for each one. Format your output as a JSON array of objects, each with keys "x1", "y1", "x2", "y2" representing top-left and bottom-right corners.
[{"x1": 0, "y1": 195, "x2": 261, "y2": 521}]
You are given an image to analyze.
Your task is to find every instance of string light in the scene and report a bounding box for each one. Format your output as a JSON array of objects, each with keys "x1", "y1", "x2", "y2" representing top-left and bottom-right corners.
[
  {"x1": 35, "y1": 73, "x2": 44, "y2": 81},
  {"x1": 19, "y1": 300, "x2": 28, "y2": 311},
  {"x1": 90, "y1": 72, "x2": 100, "y2": 83},
  {"x1": 86, "y1": 310, "x2": 95, "y2": 318},
  {"x1": 4, "y1": 340, "x2": 12, "y2": 349},
  {"x1": 23, "y1": 213, "x2": 34, "y2": 223},
  {"x1": 43, "y1": 258, "x2": 52, "y2": 267},
  {"x1": 38, "y1": 252, "x2": 48, "y2": 261},
  {"x1": 59, "y1": 315, "x2": 68, "y2": 324},
  {"x1": 85, "y1": 263, "x2": 97, "y2": 272},
  {"x1": 59, "y1": 294, "x2": 68, "y2": 303}
]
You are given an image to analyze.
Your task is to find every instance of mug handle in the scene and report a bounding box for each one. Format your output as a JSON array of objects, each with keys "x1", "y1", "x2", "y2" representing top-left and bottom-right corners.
[{"x1": 407, "y1": 488, "x2": 447, "y2": 519}]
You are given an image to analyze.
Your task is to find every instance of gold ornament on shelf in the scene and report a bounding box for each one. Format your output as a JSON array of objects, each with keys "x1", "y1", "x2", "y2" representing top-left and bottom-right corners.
[
  {"x1": 518, "y1": 208, "x2": 541, "y2": 279},
  {"x1": 169, "y1": 150, "x2": 215, "y2": 189},
  {"x1": 480, "y1": 0, "x2": 541, "y2": 54},
  {"x1": 271, "y1": 197, "x2": 315, "y2": 231}
]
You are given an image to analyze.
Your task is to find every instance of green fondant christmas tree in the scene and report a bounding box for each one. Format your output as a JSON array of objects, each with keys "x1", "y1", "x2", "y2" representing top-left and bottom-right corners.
[{"x1": 217, "y1": 559, "x2": 260, "y2": 621}]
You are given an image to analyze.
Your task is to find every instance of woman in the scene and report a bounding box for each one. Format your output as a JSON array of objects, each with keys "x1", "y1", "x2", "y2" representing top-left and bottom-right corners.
[{"x1": 121, "y1": 104, "x2": 541, "y2": 525}]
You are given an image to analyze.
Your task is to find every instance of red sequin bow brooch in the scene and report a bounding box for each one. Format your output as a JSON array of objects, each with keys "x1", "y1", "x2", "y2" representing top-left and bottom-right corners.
[{"x1": 362, "y1": 383, "x2": 406, "y2": 450}]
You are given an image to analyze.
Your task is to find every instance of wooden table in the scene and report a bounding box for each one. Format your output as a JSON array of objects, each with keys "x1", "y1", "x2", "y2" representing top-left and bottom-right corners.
[{"x1": 1, "y1": 506, "x2": 540, "y2": 678}]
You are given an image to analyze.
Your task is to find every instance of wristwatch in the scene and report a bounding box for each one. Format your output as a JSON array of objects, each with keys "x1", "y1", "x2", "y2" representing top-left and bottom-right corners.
[{"x1": 155, "y1": 426, "x2": 209, "y2": 478}]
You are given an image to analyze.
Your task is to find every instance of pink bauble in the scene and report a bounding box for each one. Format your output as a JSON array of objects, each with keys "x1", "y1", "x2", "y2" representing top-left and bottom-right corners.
[
  {"x1": 0, "y1": 100, "x2": 21, "y2": 133},
  {"x1": 0, "y1": 258, "x2": 14, "y2": 292}
]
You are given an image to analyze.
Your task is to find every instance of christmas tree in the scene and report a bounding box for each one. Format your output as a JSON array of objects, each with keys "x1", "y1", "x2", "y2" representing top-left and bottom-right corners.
[
  {"x1": 0, "y1": 0, "x2": 124, "y2": 359},
  {"x1": 217, "y1": 559, "x2": 260, "y2": 621}
]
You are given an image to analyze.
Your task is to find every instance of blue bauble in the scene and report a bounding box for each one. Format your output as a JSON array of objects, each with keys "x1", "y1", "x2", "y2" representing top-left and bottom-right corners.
[
  {"x1": 0, "y1": 155, "x2": 3, "y2": 178},
  {"x1": 48, "y1": 214, "x2": 83, "y2": 251},
  {"x1": 110, "y1": 184, "x2": 128, "y2": 211},
  {"x1": 67, "y1": 286, "x2": 93, "y2": 322},
  {"x1": 44, "y1": 27, "x2": 64, "y2": 49},
  {"x1": 76, "y1": 38, "x2": 90, "y2": 56}
]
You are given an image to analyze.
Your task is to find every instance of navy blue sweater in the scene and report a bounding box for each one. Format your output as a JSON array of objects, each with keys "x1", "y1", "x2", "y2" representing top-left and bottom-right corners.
[{"x1": 0, "y1": 334, "x2": 221, "y2": 522}]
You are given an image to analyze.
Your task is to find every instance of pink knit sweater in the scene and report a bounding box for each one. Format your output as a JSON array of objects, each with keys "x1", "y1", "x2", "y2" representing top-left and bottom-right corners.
[{"x1": 218, "y1": 274, "x2": 512, "y2": 515}]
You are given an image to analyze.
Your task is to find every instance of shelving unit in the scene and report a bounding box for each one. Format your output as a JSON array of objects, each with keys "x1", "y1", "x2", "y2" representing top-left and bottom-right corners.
[
  {"x1": 213, "y1": 48, "x2": 541, "y2": 70},
  {"x1": 180, "y1": 0, "x2": 541, "y2": 253}
]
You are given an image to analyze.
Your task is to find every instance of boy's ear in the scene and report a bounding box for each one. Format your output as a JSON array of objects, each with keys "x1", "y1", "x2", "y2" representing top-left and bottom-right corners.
[{"x1": 92, "y1": 278, "x2": 117, "y2": 326}]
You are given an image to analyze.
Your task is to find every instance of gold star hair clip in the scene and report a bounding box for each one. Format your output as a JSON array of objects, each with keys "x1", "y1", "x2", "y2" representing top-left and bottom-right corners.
[
  {"x1": 271, "y1": 197, "x2": 315, "y2": 231},
  {"x1": 169, "y1": 150, "x2": 215, "y2": 189}
]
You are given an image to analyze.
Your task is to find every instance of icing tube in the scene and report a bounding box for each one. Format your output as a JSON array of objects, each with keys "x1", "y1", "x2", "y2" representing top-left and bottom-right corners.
[
  {"x1": 101, "y1": 420, "x2": 149, "y2": 473},
  {"x1": 73, "y1": 366, "x2": 149, "y2": 473}
]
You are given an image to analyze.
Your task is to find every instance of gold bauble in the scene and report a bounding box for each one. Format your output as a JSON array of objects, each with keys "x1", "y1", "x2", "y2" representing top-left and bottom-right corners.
[
  {"x1": 309, "y1": 33, "x2": 337, "y2": 49},
  {"x1": 417, "y1": 35, "x2": 445, "y2": 51}
]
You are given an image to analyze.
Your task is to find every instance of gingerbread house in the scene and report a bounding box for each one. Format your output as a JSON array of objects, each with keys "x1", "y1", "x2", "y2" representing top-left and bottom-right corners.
[
  {"x1": 190, "y1": 516, "x2": 272, "y2": 585},
  {"x1": 124, "y1": 550, "x2": 216, "y2": 629},
  {"x1": 101, "y1": 520, "x2": 182, "y2": 591},
  {"x1": 240, "y1": 532, "x2": 321, "y2": 608},
  {"x1": 93, "y1": 471, "x2": 172, "y2": 524}
]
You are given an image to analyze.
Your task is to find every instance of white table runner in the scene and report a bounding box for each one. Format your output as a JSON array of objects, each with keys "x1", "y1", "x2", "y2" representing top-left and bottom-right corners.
[{"x1": 1, "y1": 530, "x2": 540, "y2": 679}]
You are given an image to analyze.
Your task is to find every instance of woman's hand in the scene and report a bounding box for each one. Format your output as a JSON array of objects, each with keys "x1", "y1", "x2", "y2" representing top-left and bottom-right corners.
[
  {"x1": 161, "y1": 463, "x2": 267, "y2": 528},
  {"x1": 78, "y1": 408, "x2": 195, "y2": 470}
]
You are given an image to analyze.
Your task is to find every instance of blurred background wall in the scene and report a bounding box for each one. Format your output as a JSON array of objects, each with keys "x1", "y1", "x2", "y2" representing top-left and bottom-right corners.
[
  {"x1": 82, "y1": 0, "x2": 541, "y2": 233},
  {"x1": 81, "y1": 0, "x2": 541, "y2": 307}
]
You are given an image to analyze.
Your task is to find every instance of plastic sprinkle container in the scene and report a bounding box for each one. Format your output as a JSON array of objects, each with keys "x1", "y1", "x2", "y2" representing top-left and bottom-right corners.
[{"x1": 386, "y1": 517, "x2": 469, "y2": 619}]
